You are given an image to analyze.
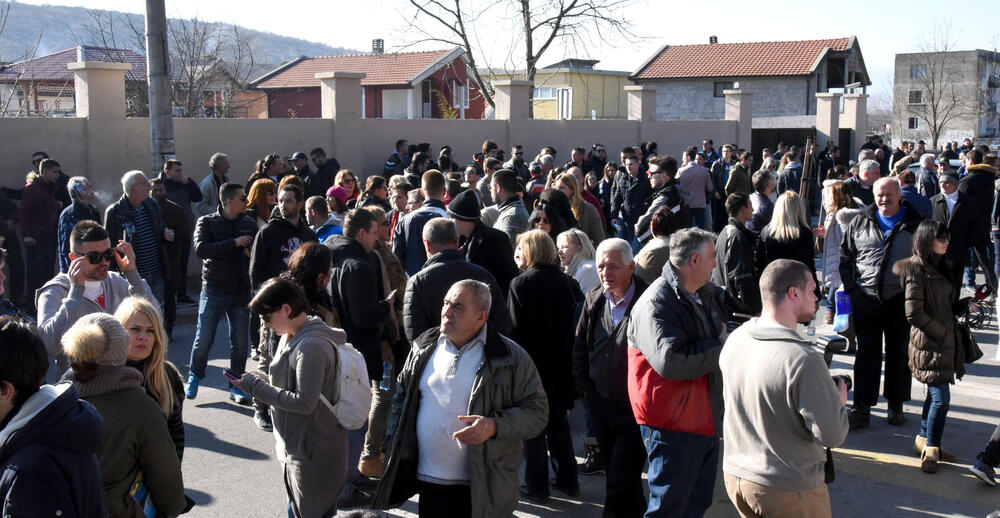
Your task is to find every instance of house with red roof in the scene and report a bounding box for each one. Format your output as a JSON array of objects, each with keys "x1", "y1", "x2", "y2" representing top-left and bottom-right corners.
[
  {"x1": 630, "y1": 36, "x2": 870, "y2": 123},
  {"x1": 250, "y1": 45, "x2": 486, "y2": 119}
]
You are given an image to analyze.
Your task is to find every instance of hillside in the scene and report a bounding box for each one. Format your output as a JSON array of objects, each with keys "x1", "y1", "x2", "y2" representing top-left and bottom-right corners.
[{"x1": 0, "y1": 1, "x2": 359, "y2": 66}]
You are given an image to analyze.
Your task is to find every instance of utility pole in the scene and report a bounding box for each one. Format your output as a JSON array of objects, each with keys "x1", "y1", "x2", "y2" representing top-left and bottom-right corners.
[{"x1": 145, "y1": 0, "x2": 174, "y2": 174}]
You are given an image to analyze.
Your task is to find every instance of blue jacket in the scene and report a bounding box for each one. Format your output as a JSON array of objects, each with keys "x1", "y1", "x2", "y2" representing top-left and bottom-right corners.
[
  {"x1": 391, "y1": 199, "x2": 449, "y2": 276},
  {"x1": 900, "y1": 185, "x2": 932, "y2": 220},
  {"x1": 57, "y1": 201, "x2": 100, "y2": 273},
  {"x1": 0, "y1": 383, "x2": 107, "y2": 517}
]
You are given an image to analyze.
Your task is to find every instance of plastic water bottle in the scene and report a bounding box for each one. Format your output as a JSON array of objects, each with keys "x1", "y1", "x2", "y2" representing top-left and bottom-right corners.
[
  {"x1": 832, "y1": 287, "x2": 851, "y2": 333},
  {"x1": 379, "y1": 361, "x2": 392, "y2": 391}
]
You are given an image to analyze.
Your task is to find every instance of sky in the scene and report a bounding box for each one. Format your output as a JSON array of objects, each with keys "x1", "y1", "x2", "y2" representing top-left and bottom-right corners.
[{"x1": 14, "y1": 0, "x2": 1000, "y2": 106}]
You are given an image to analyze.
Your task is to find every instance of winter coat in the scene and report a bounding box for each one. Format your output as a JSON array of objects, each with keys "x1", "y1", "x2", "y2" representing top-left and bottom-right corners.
[
  {"x1": 713, "y1": 217, "x2": 761, "y2": 315},
  {"x1": 725, "y1": 162, "x2": 752, "y2": 196},
  {"x1": 66, "y1": 365, "x2": 187, "y2": 518},
  {"x1": 573, "y1": 276, "x2": 649, "y2": 404},
  {"x1": 493, "y1": 196, "x2": 531, "y2": 245},
  {"x1": 326, "y1": 235, "x2": 391, "y2": 381},
  {"x1": 900, "y1": 184, "x2": 932, "y2": 220},
  {"x1": 627, "y1": 264, "x2": 727, "y2": 436},
  {"x1": 373, "y1": 326, "x2": 548, "y2": 518},
  {"x1": 312, "y1": 215, "x2": 343, "y2": 243},
  {"x1": 748, "y1": 192, "x2": 774, "y2": 234},
  {"x1": 611, "y1": 171, "x2": 653, "y2": 224},
  {"x1": 958, "y1": 163, "x2": 997, "y2": 244},
  {"x1": 462, "y1": 220, "x2": 519, "y2": 295},
  {"x1": 314, "y1": 159, "x2": 340, "y2": 199},
  {"x1": 195, "y1": 172, "x2": 228, "y2": 217},
  {"x1": 249, "y1": 214, "x2": 317, "y2": 290},
  {"x1": 845, "y1": 176, "x2": 875, "y2": 206},
  {"x1": 634, "y1": 236, "x2": 670, "y2": 284},
  {"x1": 291, "y1": 167, "x2": 320, "y2": 197},
  {"x1": 916, "y1": 167, "x2": 939, "y2": 198},
  {"x1": 676, "y1": 165, "x2": 713, "y2": 209},
  {"x1": 755, "y1": 223, "x2": 818, "y2": 289},
  {"x1": 634, "y1": 180, "x2": 691, "y2": 243},
  {"x1": 509, "y1": 263, "x2": 584, "y2": 410},
  {"x1": 127, "y1": 359, "x2": 186, "y2": 462},
  {"x1": 402, "y1": 249, "x2": 511, "y2": 342},
  {"x1": 158, "y1": 175, "x2": 202, "y2": 229},
  {"x1": 392, "y1": 199, "x2": 449, "y2": 276},
  {"x1": 931, "y1": 190, "x2": 979, "y2": 269},
  {"x1": 195, "y1": 210, "x2": 257, "y2": 300},
  {"x1": 240, "y1": 318, "x2": 347, "y2": 518},
  {"x1": 104, "y1": 195, "x2": 170, "y2": 276},
  {"x1": 840, "y1": 201, "x2": 924, "y2": 301},
  {"x1": 19, "y1": 177, "x2": 62, "y2": 246},
  {"x1": 0, "y1": 383, "x2": 107, "y2": 517},
  {"x1": 821, "y1": 208, "x2": 862, "y2": 289},
  {"x1": 894, "y1": 256, "x2": 963, "y2": 384},
  {"x1": 58, "y1": 201, "x2": 102, "y2": 272}
]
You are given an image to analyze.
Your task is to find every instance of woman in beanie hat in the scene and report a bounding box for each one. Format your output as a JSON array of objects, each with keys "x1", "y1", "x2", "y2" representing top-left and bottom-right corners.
[
  {"x1": 62, "y1": 312, "x2": 189, "y2": 518},
  {"x1": 114, "y1": 296, "x2": 186, "y2": 461}
]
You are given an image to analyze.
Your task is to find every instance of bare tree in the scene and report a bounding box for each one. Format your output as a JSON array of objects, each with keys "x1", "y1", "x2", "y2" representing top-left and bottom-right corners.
[
  {"x1": 76, "y1": 9, "x2": 149, "y2": 116},
  {"x1": 906, "y1": 28, "x2": 979, "y2": 149},
  {"x1": 0, "y1": 2, "x2": 46, "y2": 117},
  {"x1": 214, "y1": 25, "x2": 259, "y2": 118},
  {"x1": 169, "y1": 17, "x2": 224, "y2": 118}
]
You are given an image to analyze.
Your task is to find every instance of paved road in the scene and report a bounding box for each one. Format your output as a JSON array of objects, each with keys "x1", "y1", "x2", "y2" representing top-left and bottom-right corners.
[{"x1": 169, "y1": 289, "x2": 1000, "y2": 517}]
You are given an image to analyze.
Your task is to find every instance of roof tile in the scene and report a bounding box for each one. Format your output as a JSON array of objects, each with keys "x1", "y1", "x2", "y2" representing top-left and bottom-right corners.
[
  {"x1": 633, "y1": 38, "x2": 851, "y2": 80},
  {"x1": 0, "y1": 46, "x2": 147, "y2": 83},
  {"x1": 253, "y1": 49, "x2": 455, "y2": 89}
]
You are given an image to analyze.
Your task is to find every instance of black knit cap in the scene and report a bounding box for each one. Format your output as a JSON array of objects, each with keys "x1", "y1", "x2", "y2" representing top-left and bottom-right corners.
[{"x1": 447, "y1": 189, "x2": 481, "y2": 221}]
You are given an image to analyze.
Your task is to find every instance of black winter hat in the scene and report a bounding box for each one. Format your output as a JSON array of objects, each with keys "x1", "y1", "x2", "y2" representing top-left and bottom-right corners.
[{"x1": 447, "y1": 189, "x2": 481, "y2": 221}]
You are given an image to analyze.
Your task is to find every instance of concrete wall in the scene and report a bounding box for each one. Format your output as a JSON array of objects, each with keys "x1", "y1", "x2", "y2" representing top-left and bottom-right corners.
[
  {"x1": 892, "y1": 51, "x2": 982, "y2": 145},
  {"x1": 650, "y1": 76, "x2": 816, "y2": 120}
]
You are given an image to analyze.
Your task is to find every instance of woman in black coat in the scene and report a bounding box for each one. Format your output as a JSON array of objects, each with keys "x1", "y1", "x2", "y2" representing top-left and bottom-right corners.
[
  {"x1": 755, "y1": 191, "x2": 820, "y2": 296},
  {"x1": 509, "y1": 229, "x2": 583, "y2": 500}
]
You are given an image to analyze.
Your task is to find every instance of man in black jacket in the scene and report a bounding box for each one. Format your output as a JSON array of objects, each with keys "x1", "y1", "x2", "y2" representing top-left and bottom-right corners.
[
  {"x1": 932, "y1": 173, "x2": 979, "y2": 297},
  {"x1": 158, "y1": 159, "x2": 203, "y2": 304},
  {"x1": 310, "y1": 147, "x2": 340, "y2": 198},
  {"x1": 0, "y1": 317, "x2": 106, "y2": 517},
  {"x1": 403, "y1": 217, "x2": 510, "y2": 342},
  {"x1": 840, "y1": 177, "x2": 923, "y2": 429},
  {"x1": 573, "y1": 238, "x2": 649, "y2": 517},
  {"x1": 610, "y1": 155, "x2": 651, "y2": 248},
  {"x1": 104, "y1": 171, "x2": 172, "y2": 304},
  {"x1": 635, "y1": 155, "x2": 690, "y2": 244},
  {"x1": 448, "y1": 190, "x2": 519, "y2": 294},
  {"x1": 290, "y1": 151, "x2": 320, "y2": 197},
  {"x1": 185, "y1": 183, "x2": 257, "y2": 405},
  {"x1": 713, "y1": 193, "x2": 760, "y2": 315},
  {"x1": 248, "y1": 184, "x2": 317, "y2": 430},
  {"x1": 958, "y1": 149, "x2": 998, "y2": 288}
]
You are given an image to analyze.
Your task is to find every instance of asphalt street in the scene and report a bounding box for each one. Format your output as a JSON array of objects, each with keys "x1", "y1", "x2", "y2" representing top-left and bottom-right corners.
[{"x1": 169, "y1": 283, "x2": 1000, "y2": 517}]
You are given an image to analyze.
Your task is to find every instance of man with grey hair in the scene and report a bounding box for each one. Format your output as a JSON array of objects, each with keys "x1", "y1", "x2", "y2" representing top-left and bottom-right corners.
[
  {"x1": 628, "y1": 227, "x2": 729, "y2": 517},
  {"x1": 846, "y1": 158, "x2": 880, "y2": 206},
  {"x1": 917, "y1": 153, "x2": 939, "y2": 197},
  {"x1": 573, "y1": 237, "x2": 649, "y2": 516},
  {"x1": 373, "y1": 279, "x2": 548, "y2": 518},
  {"x1": 57, "y1": 176, "x2": 100, "y2": 273},
  {"x1": 104, "y1": 171, "x2": 171, "y2": 303},
  {"x1": 403, "y1": 217, "x2": 510, "y2": 342},
  {"x1": 840, "y1": 176, "x2": 923, "y2": 429},
  {"x1": 197, "y1": 152, "x2": 230, "y2": 217}
]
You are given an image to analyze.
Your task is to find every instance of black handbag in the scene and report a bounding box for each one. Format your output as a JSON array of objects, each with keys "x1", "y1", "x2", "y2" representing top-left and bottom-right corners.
[{"x1": 956, "y1": 322, "x2": 983, "y2": 364}]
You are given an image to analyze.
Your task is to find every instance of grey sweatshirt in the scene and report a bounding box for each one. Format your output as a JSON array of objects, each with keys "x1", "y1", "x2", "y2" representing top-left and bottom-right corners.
[{"x1": 720, "y1": 318, "x2": 849, "y2": 491}]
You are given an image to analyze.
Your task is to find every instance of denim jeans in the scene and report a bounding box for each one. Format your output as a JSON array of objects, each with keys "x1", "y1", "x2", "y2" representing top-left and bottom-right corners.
[
  {"x1": 691, "y1": 207, "x2": 710, "y2": 231},
  {"x1": 641, "y1": 425, "x2": 719, "y2": 518},
  {"x1": 919, "y1": 383, "x2": 950, "y2": 447},
  {"x1": 340, "y1": 423, "x2": 369, "y2": 498},
  {"x1": 188, "y1": 288, "x2": 249, "y2": 379},
  {"x1": 143, "y1": 269, "x2": 165, "y2": 306}
]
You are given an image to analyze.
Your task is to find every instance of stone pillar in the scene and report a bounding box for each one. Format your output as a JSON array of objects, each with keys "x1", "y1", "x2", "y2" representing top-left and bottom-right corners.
[
  {"x1": 624, "y1": 85, "x2": 657, "y2": 121},
  {"x1": 68, "y1": 61, "x2": 131, "y2": 119},
  {"x1": 815, "y1": 92, "x2": 842, "y2": 151},
  {"x1": 316, "y1": 71, "x2": 365, "y2": 120},
  {"x1": 493, "y1": 80, "x2": 533, "y2": 121},
  {"x1": 724, "y1": 89, "x2": 753, "y2": 150},
  {"x1": 842, "y1": 93, "x2": 869, "y2": 160}
]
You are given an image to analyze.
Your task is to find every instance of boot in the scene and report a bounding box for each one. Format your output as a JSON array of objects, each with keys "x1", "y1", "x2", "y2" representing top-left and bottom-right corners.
[
  {"x1": 921, "y1": 446, "x2": 941, "y2": 473},
  {"x1": 848, "y1": 405, "x2": 870, "y2": 429},
  {"x1": 914, "y1": 435, "x2": 955, "y2": 461},
  {"x1": 579, "y1": 441, "x2": 604, "y2": 476},
  {"x1": 358, "y1": 453, "x2": 385, "y2": 478}
]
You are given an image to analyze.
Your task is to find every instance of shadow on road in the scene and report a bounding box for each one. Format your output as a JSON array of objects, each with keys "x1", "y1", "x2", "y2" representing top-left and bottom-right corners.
[
  {"x1": 196, "y1": 400, "x2": 255, "y2": 417},
  {"x1": 185, "y1": 422, "x2": 269, "y2": 460}
]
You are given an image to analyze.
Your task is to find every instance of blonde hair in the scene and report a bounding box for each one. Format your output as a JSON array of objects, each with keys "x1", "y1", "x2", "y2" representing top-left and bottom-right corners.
[
  {"x1": 770, "y1": 191, "x2": 810, "y2": 242},
  {"x1": 557, "y1": 229, "x2": 596, "y2": 261},
  {"x1": 114, "y1": 296, "x2": 176, "y2": 416},
  {"x1": 516, "y1": 229, "x2": 559, "y2": 267},
  {"x1": 554, "y1": 173, "x2": 584, "y2": 220}
]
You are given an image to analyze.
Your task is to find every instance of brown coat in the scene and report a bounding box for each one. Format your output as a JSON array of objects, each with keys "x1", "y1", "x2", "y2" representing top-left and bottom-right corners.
[{"x1": 894, "y1": 256, "x2": 959, "y2": 384}]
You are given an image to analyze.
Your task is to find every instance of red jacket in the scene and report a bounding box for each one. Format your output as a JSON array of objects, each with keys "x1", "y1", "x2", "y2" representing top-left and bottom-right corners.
[{"x1": 19, "y1": 178, "x2": 61, "y2": 245}]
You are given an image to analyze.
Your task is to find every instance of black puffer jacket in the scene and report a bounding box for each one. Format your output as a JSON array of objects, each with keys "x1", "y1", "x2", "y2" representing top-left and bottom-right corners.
[
  {"x1": 713, "y1": 217, "x2": 761, "y2": 314},
  {"x1": 894, "y1": 256, "x2": 967, "y2": 384},
  {"x1": 402, "y1": 249, "x2": 511, "y2": 342},
  {"x1": 958, "y1": 163, "x2": 997, "y2": 243},
  {"x1": 839, "y1": 201, "x2": 924, "y2": 301},
  {"x1": 194, "y1": 210, "x2": 257, "y2": 301},
  {"x1": 327, "y1": 235, "x2": 391, "y2": 381},
  {"x1": 462, "y1": 221, "x2": 519, "y2": 295},
  {"x1": 249, "y1": 214, "x2": 317, "y2": 290},
  {"x1": 610, "y1": 171, "x2": 652, "y2": 225}
]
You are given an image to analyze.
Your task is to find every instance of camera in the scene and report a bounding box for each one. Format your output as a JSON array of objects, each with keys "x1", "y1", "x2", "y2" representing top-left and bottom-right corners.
[{"x1": 831, "y1": 374, "x2": 852, "y2": 391}]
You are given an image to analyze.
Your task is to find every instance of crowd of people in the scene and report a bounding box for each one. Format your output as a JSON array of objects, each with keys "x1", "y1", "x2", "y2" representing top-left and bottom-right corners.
[{"x1": 1, "y1": 135, "x2": 1000, "y2": 518}]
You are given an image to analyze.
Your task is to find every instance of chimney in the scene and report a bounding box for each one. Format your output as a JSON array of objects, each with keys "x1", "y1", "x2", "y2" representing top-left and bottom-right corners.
[
  {"x1": 709, "y1": 35, "x2": 718, "y2": 44},
  {"x1": 372, "y1": 39, "x2": 384, "y2": 54}
]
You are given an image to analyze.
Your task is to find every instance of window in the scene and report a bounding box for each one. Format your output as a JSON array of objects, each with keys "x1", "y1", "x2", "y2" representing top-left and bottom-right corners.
[
  {"x1": 452, "y1": 80, "x2": 469, "y2": 109},
  {"x1": 713, "y1": 82, "x2": 735, "y2": 97},
  {"x1": 908, "y1": 90, "x2": 923, "y2": 105},
  {"x1": 910, "y1": 65, "x2": 926, "y2": 78},
  {"x1": 908, "y1": 117, "x2": 919, "y2": 130},
  {"x1": 533, "y1": 87, "x2": 558, "y2": 99}
]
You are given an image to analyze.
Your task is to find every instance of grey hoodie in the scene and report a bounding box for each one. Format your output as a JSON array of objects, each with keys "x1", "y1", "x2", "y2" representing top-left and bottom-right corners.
[{"x1": 720, "y1": 318, "x2": 849, "y2": 491}]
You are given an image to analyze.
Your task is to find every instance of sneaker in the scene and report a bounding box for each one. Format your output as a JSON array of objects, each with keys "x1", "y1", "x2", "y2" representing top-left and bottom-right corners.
[
  {"x1": 253, "y1": 409, "x2": 273, "y2": 432},
  {"x1": 972, "y1": 459, "x2": 998, "y2": 487},
  {"x1": 887, "y1": 404, "x2": 905, "y2": 426},
  {"x1": 250, "y1": 349, "x2": 260, "y2": 362},
  {"x1": 579, "y1": 443, "x2": 605, "y2": 476},
  {"x1": 337, "y1": 488, "x2": 373, "y2": 509},
  {"x1": 184, "y1": 374, "x2": 200, "y2": 400},
  {"x1": 848, "y1": 405, "x2": 870, "y2": 429},
  {"x1": 824, "y1": 312, "x2": 834, "y2": 325},
  {"x1": 519, "y1": 484, "x2": 549, "y2": 504},
  {"x1": 229, "y1": 386, "x2": 250, "y2": 405}
]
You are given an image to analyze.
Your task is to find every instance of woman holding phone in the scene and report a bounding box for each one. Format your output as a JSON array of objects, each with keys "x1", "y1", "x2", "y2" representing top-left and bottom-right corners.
[{"x1": 233, "y1": 277, "x2": 348, "y2": 518}]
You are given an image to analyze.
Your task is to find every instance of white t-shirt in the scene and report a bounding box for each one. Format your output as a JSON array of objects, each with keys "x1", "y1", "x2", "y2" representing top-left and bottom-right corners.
[{"x1": 83, "y1": 280, "x2": 106, "y2": 309}]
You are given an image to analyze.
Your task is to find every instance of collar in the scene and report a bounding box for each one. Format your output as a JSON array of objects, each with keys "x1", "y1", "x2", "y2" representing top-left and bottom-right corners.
[
  {"x1": 944, "y1": 190, "x2": 959, "y2": 201},
  {"x1": 604, "y1": 279, "x2": 636, "y2": 306},
  {"x1": 439, "y1": 322, "x2": 489, "y2": 354}
]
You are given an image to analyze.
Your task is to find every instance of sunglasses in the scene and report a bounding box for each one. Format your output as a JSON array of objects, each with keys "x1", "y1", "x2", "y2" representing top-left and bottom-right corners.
[
  {"x1": 82, "y1": 249, "x2": 115, "y2": 265},
  {"x1": 343, "y1": 178, "x2": 356, "y2": 184}
]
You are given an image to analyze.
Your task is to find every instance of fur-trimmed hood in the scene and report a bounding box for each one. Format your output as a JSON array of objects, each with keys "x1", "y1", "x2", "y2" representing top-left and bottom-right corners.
[
  {"x1": 892, "y1": 255, "x2": 952, "y2": 279},
  {"x1": 835, "y1": 207, "x2": 863, "y2": 226},
  {"x1": 966, "y1": 163, "x2": 999, "y2": 176}
]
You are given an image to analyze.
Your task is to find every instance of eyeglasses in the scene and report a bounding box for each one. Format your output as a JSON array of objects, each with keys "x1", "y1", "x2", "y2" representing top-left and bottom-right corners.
[
  {"x1": 82, "y1": 249, "x2": 115, "y2": 265},
  {"x1": 514, "y1": 151, "x2": 523, "y2": 156},
  {"x1": 343, "y1": 178, "x2": 356, "y2": 184}
]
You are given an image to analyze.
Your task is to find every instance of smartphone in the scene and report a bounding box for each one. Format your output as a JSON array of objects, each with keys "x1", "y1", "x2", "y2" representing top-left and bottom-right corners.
[{"x1": 222, "y1": 368, "x2": 240, "y2": 381}]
